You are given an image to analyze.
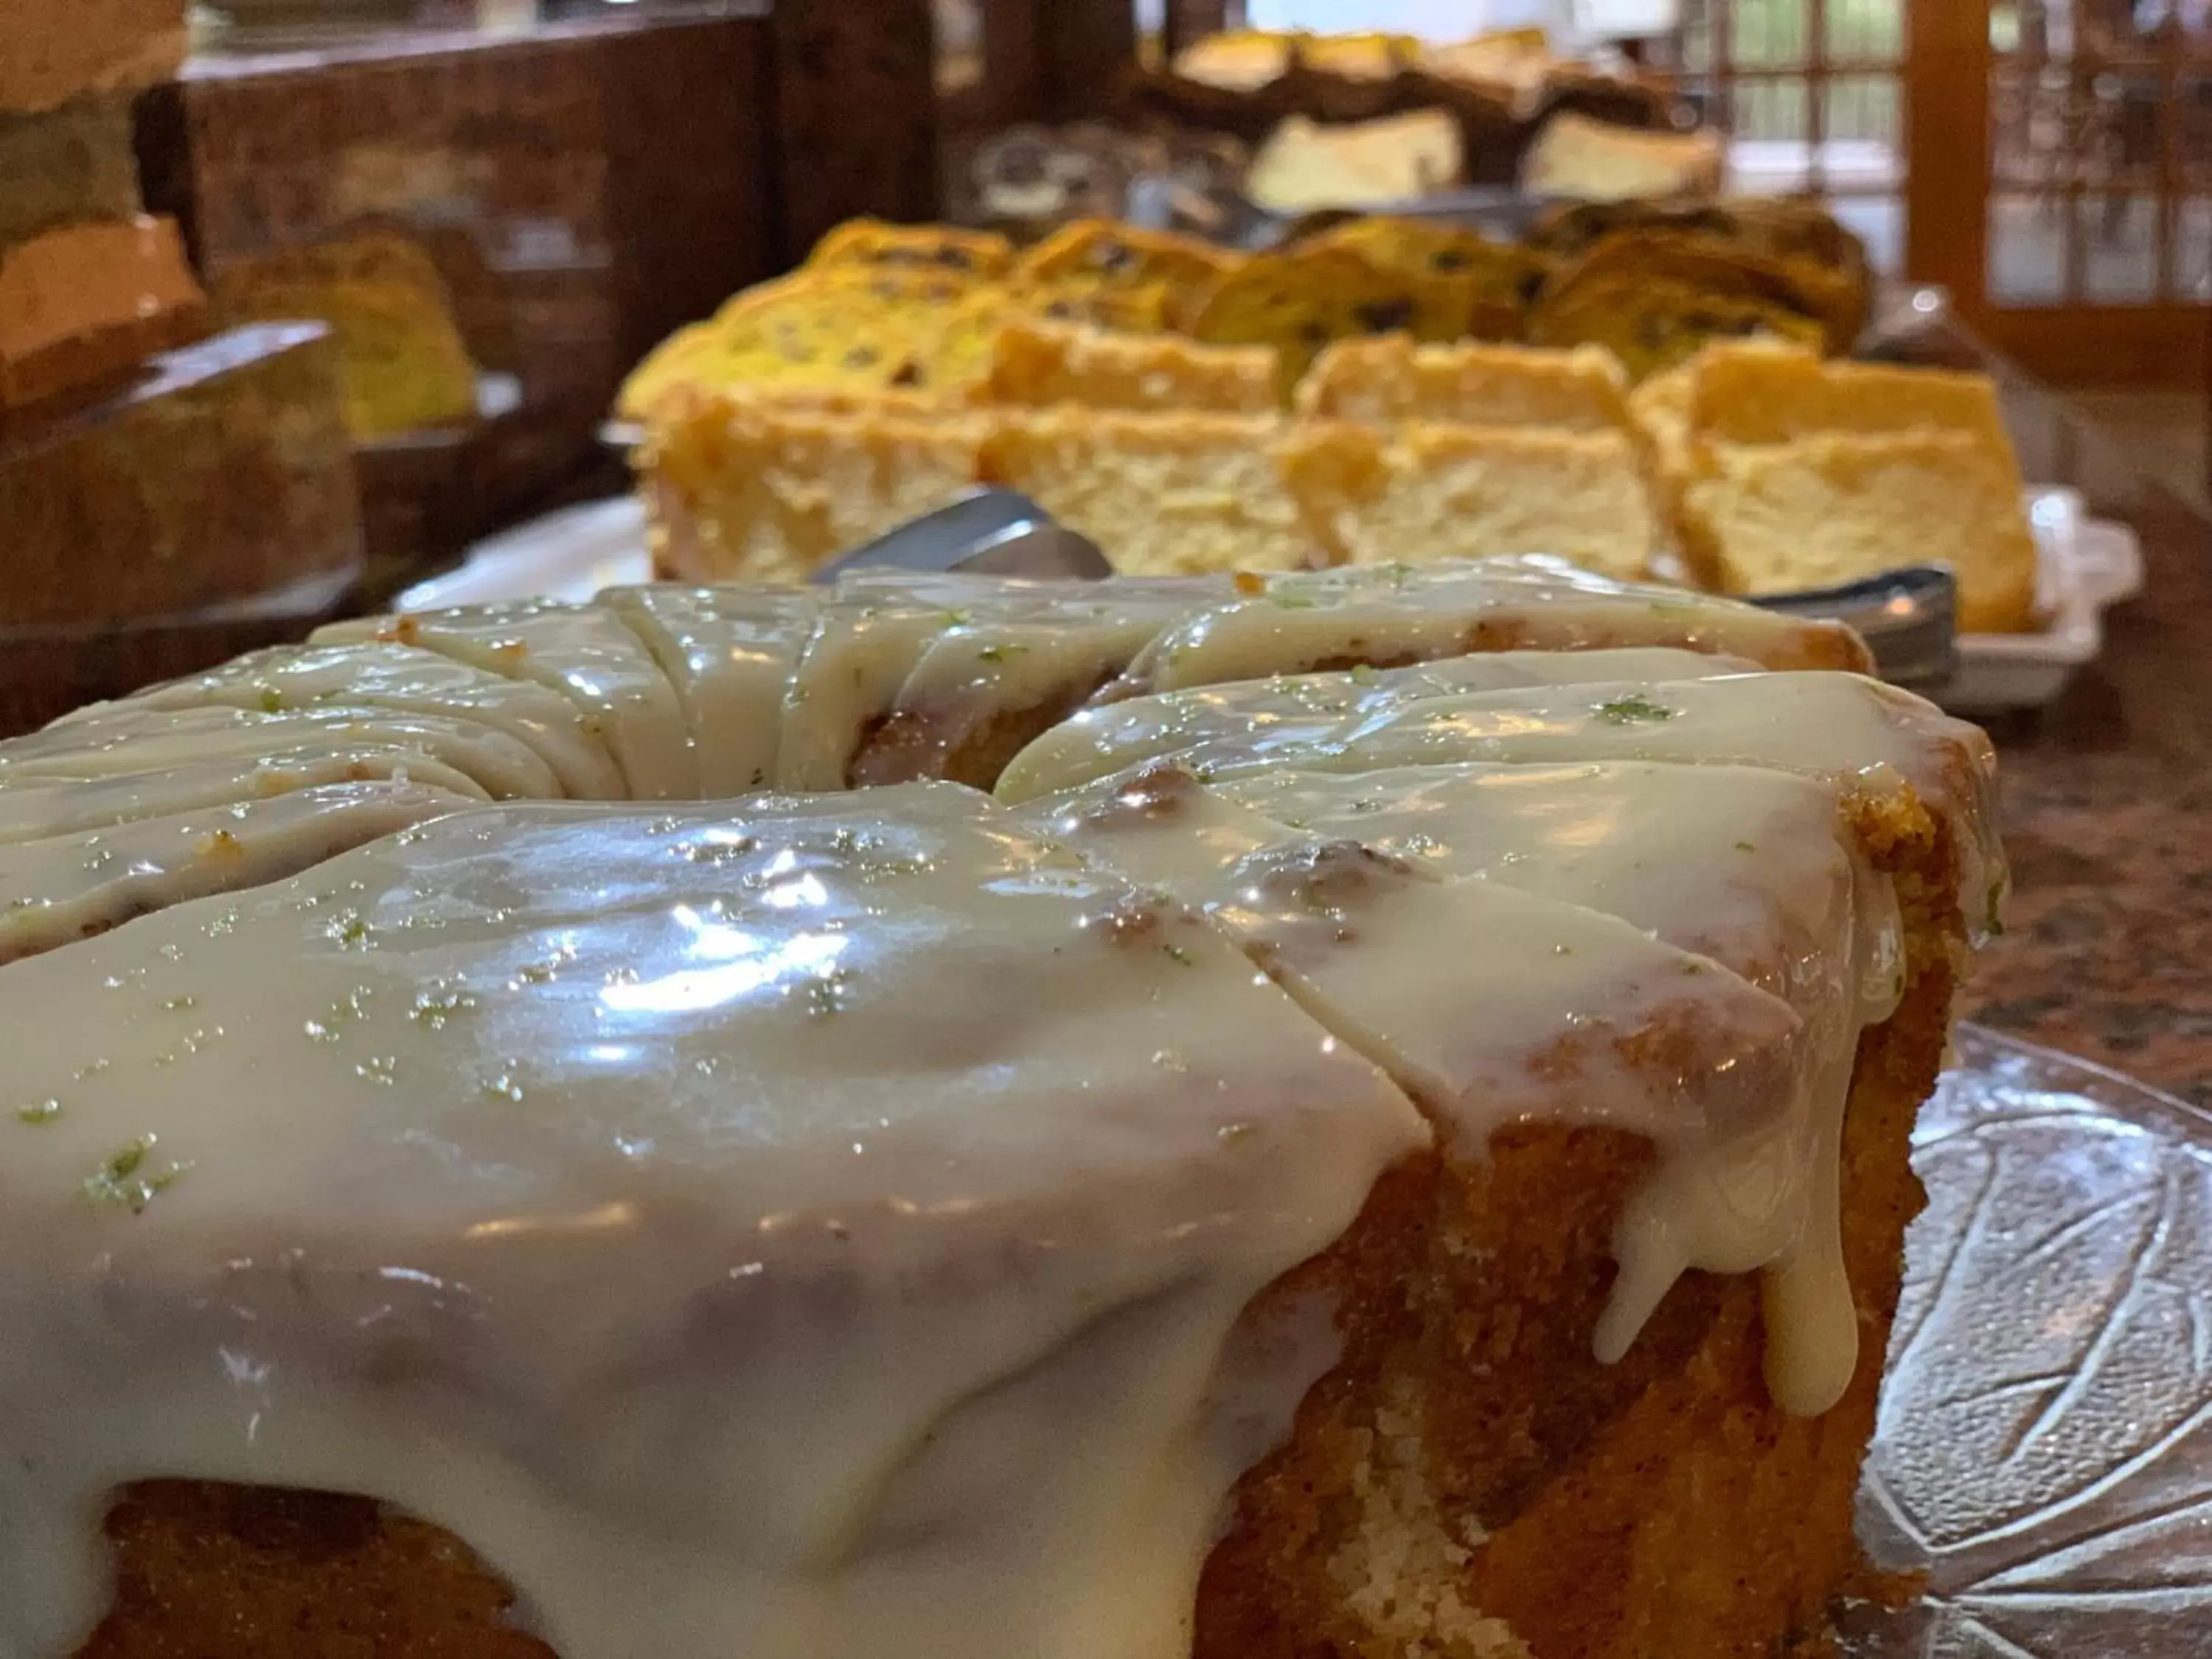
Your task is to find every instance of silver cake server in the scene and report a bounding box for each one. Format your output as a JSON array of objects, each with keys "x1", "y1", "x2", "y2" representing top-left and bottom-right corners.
[
  {"x1": 1746, "y1": 563, "x2": 1958, "y2": 691},
  {"x1": 810, "y1": 488, "x2": 1114, "y2": 585}
]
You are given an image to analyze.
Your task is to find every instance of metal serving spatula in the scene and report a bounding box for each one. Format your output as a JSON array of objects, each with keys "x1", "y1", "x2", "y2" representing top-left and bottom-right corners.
[
  {"x1": 1746, "y1": 564, "x2": 1958, "y2": 691},
  {"x1": 809, "y1": 489, "x2": 1113, "y2": 585}
]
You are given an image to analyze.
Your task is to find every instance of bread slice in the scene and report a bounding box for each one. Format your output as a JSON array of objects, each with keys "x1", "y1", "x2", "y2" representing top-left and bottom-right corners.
[
  {"x1": 1680, "y1": 429, "x2": 2039, "y2": 632},
  {"x1": 1281, "y1": 420, "x2": 1660, "y2": 580},
  {"x1": 1530, "y1": 270, "x2": 1826, "y2": 383},
  {"x1": 1293, "y1": 218, "x2": 1551, "y2": 341},
  {"x1": 1012, "y1": 219, "x2": 1241, "y2": 333},
  {"x1": 987, "y1": 316, "x2": 1279, "y2": 413},
  {"x1": 1626, "y1": 339, "x2": 1819, "y2": 562},
  {"x1": 1189, "y1": 243, "x2": 1472, "y2": 397},
  {"x1": 980, "y1": 408, "x2": 1316, "y2": 576},
  {"x1": 641, "y1": 393, "x2": 993, "y2": 583},
  {"x1": 1296, "y1": 336, "x2": 1630, "y2": 430},
  {"x1": 616, "y1": 268, "x2": 1004, "y2": 420}
]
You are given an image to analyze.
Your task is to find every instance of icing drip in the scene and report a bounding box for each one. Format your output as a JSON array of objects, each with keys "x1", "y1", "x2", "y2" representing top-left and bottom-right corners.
[
  {"x1": 1028, "y1": 759, "x2": 1909, "y2": 1418},
  {"x1": 0, "y1": 786, "x2": 1424, "y2": 1659}
]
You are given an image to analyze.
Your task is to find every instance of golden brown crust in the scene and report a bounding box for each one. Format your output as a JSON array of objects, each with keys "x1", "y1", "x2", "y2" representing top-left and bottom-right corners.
[
  {"x1": 1195, "y1": 790, "x2": 1955, "y2": 1659},
  {"x1": 80, "y1": 1482, "x2": 554, "y2": 1658}
]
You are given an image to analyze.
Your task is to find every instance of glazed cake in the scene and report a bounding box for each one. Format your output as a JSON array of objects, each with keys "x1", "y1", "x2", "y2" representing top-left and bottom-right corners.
[{"x1": 0, "y1": 558, "x2": 2000, "y2": 1659}]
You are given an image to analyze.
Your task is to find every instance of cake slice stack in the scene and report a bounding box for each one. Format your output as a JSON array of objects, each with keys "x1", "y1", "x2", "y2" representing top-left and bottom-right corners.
[{"x1": 0, "y1": 0, "x2": 206, "y2": 412}]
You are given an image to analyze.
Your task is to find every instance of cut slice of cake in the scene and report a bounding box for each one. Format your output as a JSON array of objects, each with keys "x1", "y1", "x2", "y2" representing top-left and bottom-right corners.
[
  {"x1": 0, "y1": 217, "x2": 206, "y2": 409},
  {"x1": 1280, "y1": 420, "x2": 1660, "y2": 580},
  {"x1": 601, "y1": 584, "x2": 821, "y2": 796},
  {"x1": 1679, "y1": 428, "x2": 2040, "y2": 633},
  {"x1": 58, "y1": 641, "x2": 630, "y2": 802},
  {"x1": 1105, "y1": 558, "x2": 1869, "y2": 700},
  {"x1": 980, "y1": 407, "x2": 1318, "y2": 576},
  {"x1": 640, "y1": 390, "x2": 994, "y2": 584},
  {"x1": 1518, "y1": 111, "x2": 1725, "y2": 203}
]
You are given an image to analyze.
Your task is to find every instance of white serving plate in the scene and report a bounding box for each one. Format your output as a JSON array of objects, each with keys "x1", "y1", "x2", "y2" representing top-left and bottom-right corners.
[
  {"x1": 400, "y1": 489, "x2": 2144, "y2": 714},
  {"x1": 1943, "y1": 487, "x2": 2146, "y2": 715}
]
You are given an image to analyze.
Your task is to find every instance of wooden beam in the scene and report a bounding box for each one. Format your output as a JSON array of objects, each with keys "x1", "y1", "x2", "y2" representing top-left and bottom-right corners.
[
  {"x1": 1903, "y1": 0, "x2": 1991, "y2": 299},
  {"x1": 767, "y1": 0, "x2": 939, "y2": 265},
  {"x1": 1037, "y1": 0, "x2": 1138, "y2": 119}
]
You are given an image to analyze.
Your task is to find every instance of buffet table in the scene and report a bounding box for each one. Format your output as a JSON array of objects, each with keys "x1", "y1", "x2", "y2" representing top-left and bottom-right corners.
[{"x1": 1955, "y1": 335, "x2": 2212, "y2": 1110}]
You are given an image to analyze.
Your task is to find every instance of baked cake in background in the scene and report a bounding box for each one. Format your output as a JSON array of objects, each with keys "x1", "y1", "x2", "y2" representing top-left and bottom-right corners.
[
  {"x1": 208, "y1": 231, "x2": 479, "y2": 442},
  {"x1": 0, "y1": 557, "x2": 1996, "y2": 1659},
  {"x1": 1634, "y1": 341, "x2": 2041, "y2": 632},
  {"x1": 0, "y1": 0, "x2": 360, "y2": 738}
]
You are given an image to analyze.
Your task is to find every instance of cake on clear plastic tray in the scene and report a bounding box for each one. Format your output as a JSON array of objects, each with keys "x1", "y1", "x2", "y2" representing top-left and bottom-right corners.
[{"x1": 0, "y1": 556, "x2": 2006, "y2": 1659}]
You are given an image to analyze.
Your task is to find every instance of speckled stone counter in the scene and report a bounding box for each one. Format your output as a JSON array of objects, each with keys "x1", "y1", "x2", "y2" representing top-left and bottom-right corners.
[{"x1": 1961, "y1": 369, "x2": 2212, "y2": 1111}]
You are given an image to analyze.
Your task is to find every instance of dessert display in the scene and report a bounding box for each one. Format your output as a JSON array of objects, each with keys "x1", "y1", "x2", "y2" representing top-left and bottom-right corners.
[
  {"x1": 1128, "y1": 26, "x2": 1677, "y2": 190},
  {"x1": 207, "y1": 230, "x2": 481, "y2": 442},
  {"x1": 1632, "y1": 341, "x2": 2041, "y2": 633},
  {"x1": 0, "y1": 554, "x2": 1997, "y2": 1659},
  {"x1": 622, "y1": 206, "x2": 1871, "y2": 425},
  {"x1": 619, "y1": 206, "x2": 1885, "y2": 589}
]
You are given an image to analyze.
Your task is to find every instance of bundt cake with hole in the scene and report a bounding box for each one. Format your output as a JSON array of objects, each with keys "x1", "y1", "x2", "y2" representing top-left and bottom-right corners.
[{"x1": 0, "y1": 556, "x2": 1999, "y2": 1659}]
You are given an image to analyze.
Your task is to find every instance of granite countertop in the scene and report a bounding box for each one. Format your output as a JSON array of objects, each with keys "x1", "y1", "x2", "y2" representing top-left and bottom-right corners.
[{"x1": 1961, "y1": 387, "x2": 2212, "y2": 1111}]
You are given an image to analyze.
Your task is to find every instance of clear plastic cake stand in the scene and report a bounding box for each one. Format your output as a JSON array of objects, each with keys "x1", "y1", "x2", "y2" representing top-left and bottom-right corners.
[{"x1": 1847, "y1": 1026, "x2": 2212, "y2": 1656}]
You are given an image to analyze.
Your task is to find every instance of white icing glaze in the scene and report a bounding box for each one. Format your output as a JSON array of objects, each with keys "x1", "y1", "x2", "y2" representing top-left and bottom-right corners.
[
  {"x1": 0, "y1": 749, "x2": 487, "y2": 846},
  {"x1": 63, "y1": 642, "x2": 631, "y2": 801},
  {"x1": 994, "y1": 647, "x2": 1756, "y2": 804},
  {"x1": 0, "y1": 706, "x2": 561, "y2": 802},
  {"x1": 779, "y1": 579, "x2": 1222, "y2": 793},
  {"x1": 602, "y1": 585, "x2": 819, "y2": 796},
  {"x1": 776, "y1": 599, "x2": 959, "y2": 790},
  {"x1": 0, "y1": 785, "x2": 1425, "y2": 1659},
  {"x1": 1023, "y1": 762, "x2": 1894, "y2": 1416},
  {"x1": 1111, "y1": 560, "x2": 1867, "y2": 697},
  {"x1": 1001, "y1": 667, "x2": 2004, "y2": 942},
  {"x1": 1204, "y1": 759, "x2": 1857, "y2": 996},
  {"x1": 855, "y1": 591, "x2": 1199, "y2": 787},
  {"x1": 315, "y1": 600, "x2": 698, "y2": 800},
  {"x1": 0, "y1": 781, "x2": 476, "y2": 966}
]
